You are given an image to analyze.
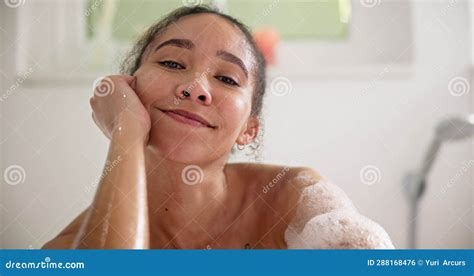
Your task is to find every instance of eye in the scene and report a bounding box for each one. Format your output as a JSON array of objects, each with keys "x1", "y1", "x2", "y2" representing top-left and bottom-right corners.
[
  {"x1": 158, "y1": 60, "x2": 185, "y2": 70},
  {"x1": 216, "y1": 76, "x2": 239, "y2": 87}
]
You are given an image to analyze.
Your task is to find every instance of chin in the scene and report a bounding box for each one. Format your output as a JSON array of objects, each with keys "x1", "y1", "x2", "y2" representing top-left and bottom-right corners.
[
  {"x1": 146, "y1": 125, "x2": 218, "y2": 164},
  {"x1": 147, "y1": 109, "x2": 232, "y2": 163}
]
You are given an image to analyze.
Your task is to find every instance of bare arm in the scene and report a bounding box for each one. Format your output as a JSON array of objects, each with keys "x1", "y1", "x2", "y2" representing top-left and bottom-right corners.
[
  {"x1": 72, "y1": 129, "x2": 149, "y2": 249},
  {"x1": 42, "y1": 75, "x2": 151, "y2": 249},
  {"x1": 42, "y1": 132, "x2": 149, "y2": 249},
  {"x1": 41, "y1": 208, "x2": 90, "y2": 249}
]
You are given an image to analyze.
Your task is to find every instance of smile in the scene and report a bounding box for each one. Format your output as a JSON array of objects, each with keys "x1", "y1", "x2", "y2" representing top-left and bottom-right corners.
[{"x1": 157, "y1": 108, "x2": 215, "y2": 129}]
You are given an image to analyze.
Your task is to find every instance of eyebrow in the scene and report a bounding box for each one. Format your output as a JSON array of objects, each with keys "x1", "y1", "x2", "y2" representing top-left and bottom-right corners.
[
  {"x1": 216, "y1": 50, "x2": 248, "y2": 79},
  {"x1": 154, "y1": 38, "x2": 248, "y2": 79},
  {"x1": 155, "y1": 38, "x2": 195, "y2": 52}
]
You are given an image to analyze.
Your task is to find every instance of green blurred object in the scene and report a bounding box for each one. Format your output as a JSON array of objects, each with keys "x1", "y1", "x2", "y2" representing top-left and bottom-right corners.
[
  {"x1": 85, "y1": 0, "x2": 350, "y2": 42},
  {"x1": 85, "y1": 0, "x2": 104, "y2": 39},
  {"x1": 227, "y1": 0, "x2": 350, "y2": 39},
  {"x1": 112, "y1": 0, "x2": 211, "y2": 41},
  {"x1": 85, "y1": 0, "x2": 211, "y2": 41}
]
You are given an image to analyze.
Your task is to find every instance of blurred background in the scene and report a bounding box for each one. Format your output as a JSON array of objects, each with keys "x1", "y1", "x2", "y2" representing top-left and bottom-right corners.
[{"x1": 0, "y1": 0, "x2": 472, "y2": 249}]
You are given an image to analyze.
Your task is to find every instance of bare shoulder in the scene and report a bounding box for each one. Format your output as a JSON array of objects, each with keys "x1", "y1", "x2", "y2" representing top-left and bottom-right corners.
[
  {"x1": 226, "y1": 163, "x2": 319, "y2": 192},
  {"x1": 226, "y1": 162, "x2": 322, "y2": 187},
  {"x1": 258, "y1": 166, "x2": 395, "y2": 249},
  {"x1": 41, "y1": 207, "x2": 90, "y2": 249},
  {"x1": 228, "y1": 163, "x2": 394, "y2": 249},
  {"x1": 282, "y1": 166, "x2": 356, "y2": 220},
  {"x1": 224, "y1": 163, "x2": 394, "y2": 249},
  {"x1": 227, "y1": 163, "x2": 350, "y2": 216}
]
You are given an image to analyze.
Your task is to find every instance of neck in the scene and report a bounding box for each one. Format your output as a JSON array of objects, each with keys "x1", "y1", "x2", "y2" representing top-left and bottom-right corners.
[{"x1": 144, "y1": 147, "x2": 230, "y2": 224}]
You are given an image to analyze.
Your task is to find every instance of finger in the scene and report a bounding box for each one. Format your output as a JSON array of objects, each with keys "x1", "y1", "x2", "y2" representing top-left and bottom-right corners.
[
  {"x1": 92, "y1": 112, "x2": 110, "y2": 139},
  {"x1": 121, "y1": 74, "x2": 135, "y2": 83},
  {"x1": 112, "y1": 74, "x2": 135, "y2": 86},
  {"x1": 130, "y1": 75, "x2": 137, "y2": 91},
  {"x1": 94, "y1": 75, "x2": 133, "y2": 91},
  {"x1": 107, "y1": 75, "x2": 136, "y2": 95},
  {"x1": 91, "y1": 112, "x2": 99, "y2": 127},
  {"x1": 92, "y1": 112, "x2": 104, "y2": 132}
]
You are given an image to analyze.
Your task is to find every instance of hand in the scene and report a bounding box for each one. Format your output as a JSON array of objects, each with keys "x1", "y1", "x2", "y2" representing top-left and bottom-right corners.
[{"x1": 90, "y1": 75, "x2": 151, "y2": 143}]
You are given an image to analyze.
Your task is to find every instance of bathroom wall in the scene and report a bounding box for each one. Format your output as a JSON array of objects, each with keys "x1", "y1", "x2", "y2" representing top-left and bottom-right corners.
[{"x1": 0, "y1": 3, "x2": 4, "y2": 247}]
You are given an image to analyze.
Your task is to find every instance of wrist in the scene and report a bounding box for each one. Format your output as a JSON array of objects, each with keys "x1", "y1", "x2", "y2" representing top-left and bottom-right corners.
[
  {"x1": 111, "y1": 124, "x2": 148, "y2": 149},
  {"x1": 112, "y1": 112, "x2": 150, "y2": 144}
]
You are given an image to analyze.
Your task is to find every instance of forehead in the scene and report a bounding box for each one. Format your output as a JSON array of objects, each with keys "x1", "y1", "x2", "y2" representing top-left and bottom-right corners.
[{"x1": 156, "y1": 13, "x2": 252, "y2": 59}]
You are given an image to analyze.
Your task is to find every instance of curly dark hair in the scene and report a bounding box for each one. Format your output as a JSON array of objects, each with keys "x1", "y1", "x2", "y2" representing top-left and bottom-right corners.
[{"x1": 120, "y1": 5, "x2": 267, "y2": 118}]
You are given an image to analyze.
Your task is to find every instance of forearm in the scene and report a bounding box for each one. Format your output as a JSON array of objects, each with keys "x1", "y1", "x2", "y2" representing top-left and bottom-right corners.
[{"x1": 72, "y1": 129, "x2": 149, "y2": 249}]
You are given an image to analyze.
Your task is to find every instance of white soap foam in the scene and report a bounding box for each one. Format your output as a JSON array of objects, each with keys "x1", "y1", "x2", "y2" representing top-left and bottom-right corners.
[
  {"x1": 284, "y1": 175, "x2": 394, "y2": 249},
  {"x1": 286, "y1": 209, "x2": 394, "y2": 249},
  {"x1": 286, "y1": 176, "x2": 356, "y2": 233}
]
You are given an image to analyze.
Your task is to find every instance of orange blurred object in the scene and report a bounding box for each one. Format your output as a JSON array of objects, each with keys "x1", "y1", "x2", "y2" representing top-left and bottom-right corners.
[{"x1": 252, "y1": 27, "x2": 280, "y2": 65}]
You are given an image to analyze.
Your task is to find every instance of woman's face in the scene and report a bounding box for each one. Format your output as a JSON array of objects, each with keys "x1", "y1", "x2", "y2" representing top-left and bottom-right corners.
[{"x1": 134, "y1": 14, "x2": 259, "y2": 163}]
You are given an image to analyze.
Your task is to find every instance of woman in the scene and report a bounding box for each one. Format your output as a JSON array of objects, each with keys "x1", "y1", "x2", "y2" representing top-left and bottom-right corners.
[{"x1": 42, "y1": 5, "x2": 394, "y2": 249}]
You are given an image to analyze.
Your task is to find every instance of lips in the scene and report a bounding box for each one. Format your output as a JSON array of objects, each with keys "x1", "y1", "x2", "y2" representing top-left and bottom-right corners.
[{"x1": 159, "y1": 108, "x2": 215, "y2": 128}]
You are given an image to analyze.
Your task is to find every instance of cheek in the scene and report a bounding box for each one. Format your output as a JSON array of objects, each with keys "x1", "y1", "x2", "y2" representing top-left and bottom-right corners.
[
  {"x1": 218, "y1": 95, "x2": 250, "y2": 130},
  {"x1": 133, "y1": 66, "x2": 177, "y2": 108}
]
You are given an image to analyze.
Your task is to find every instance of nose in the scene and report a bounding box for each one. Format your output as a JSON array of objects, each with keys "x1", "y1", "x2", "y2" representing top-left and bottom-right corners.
[{"x1": 175, "y1": 77, "x2": 212, "y2": 106}]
